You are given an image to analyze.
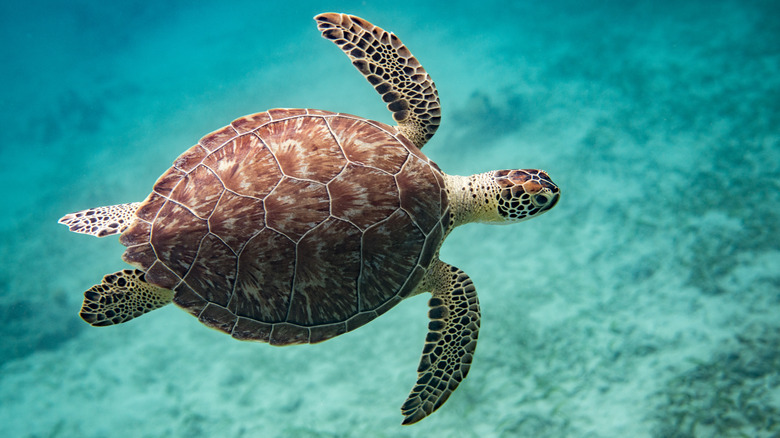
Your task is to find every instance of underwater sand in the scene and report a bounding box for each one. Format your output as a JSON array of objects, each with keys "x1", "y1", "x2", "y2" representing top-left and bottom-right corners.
[{"x1": 1, "y1": 0, "x2": 779, "y2": 436}]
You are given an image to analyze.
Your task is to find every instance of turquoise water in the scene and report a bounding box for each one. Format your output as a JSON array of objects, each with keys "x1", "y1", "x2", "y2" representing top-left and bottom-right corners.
[{"x1": 2, "y1": 0, "x2": 779, "y2": 436}]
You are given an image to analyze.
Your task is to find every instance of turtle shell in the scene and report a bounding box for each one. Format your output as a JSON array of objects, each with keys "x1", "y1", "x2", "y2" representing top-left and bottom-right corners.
[{"x1": 119, "y1": 108, "x2": 449, "y2": 345}]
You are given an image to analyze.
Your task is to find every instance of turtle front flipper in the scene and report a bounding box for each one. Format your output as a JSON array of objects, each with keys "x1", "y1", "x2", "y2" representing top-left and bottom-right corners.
[
  {"x1": 401, "y1": 260, "x2": 481, "y2": 425},
  {"x1": 58, "y1": 202, "x2": 142, "y2": 237},
  {"x1": 315, "y1": 13, "x2": 441, "y2": 149},
  {"x1": 80, "y1": 269, "x2": 173, "y2": 327}
]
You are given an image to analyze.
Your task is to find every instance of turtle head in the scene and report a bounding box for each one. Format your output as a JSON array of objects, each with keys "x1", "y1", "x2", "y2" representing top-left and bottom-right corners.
[
  {"x1": 447, "y1": 169, "x2": 560, "y2": 227},
  {"x1": 488, "y1": 169, "x2": 560, "y2": 223}
]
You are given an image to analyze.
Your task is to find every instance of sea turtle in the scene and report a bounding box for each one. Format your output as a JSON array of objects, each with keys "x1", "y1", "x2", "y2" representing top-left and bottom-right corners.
[{"x1": 58, "y1": 13, "x2": 560, "y2": 424}]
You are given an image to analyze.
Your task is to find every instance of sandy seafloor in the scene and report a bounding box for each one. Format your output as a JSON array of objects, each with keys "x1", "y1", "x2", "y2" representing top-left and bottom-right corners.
[{"x1": 1, "y1": 0, "x2": 779, "y2": 436}]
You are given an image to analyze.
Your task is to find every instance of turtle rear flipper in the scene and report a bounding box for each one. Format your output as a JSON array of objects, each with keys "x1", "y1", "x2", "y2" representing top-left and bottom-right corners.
[
  {"x1": 81, "y1": 269, "x2": 173, "y2": 327},
  {"x1": 58, "y1": 202, "x2": 141, "y2": 237}
]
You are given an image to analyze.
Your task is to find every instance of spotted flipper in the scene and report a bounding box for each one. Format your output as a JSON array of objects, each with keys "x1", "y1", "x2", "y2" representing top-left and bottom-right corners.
[
  {"x1": 315, "y1": 13, "x2": 441, "y2": 149},
  {"x1": 58, "y1": 202, "x2": 141, "y2": 237},
  {"x1": 80, "y1": 269, "x2": 173, "y2": 326},
  {"x1": 401, "y1": 261, "x2": 481, "y2": 424}
]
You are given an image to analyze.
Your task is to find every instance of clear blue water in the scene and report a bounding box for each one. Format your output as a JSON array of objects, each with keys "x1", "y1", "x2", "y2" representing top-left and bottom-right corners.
[{"x1": 1, "y1": 0, "x2": 779, "y2": 436}]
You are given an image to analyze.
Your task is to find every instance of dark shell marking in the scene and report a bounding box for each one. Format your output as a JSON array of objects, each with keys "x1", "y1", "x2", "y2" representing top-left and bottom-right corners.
[{"x1": 121, "y1": 109, "x2": 448, "y2": 345}]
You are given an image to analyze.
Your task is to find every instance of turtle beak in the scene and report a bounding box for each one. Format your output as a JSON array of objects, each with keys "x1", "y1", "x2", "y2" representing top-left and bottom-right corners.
[{"x1": 543, "y1": 193, "x2": 560, "y2": 211}]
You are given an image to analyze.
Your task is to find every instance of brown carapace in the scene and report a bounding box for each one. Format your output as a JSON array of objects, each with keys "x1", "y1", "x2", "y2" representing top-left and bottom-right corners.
[
  {"x1": 58, "y1": 13, "x2": 560, "y2": 425},
  {"x1": 120, "y1": 110, "x2": 449, "y2": 345}
]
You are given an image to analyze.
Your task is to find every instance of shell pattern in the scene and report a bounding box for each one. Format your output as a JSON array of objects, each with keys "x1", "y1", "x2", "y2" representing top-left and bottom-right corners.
[{"x1": 119, "y1": 108, "x2": 450, "y2": 345}]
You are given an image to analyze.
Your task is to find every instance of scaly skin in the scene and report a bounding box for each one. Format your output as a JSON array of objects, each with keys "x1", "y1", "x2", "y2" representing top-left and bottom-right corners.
[{"x1": 445, "y1": 170, "x2": 559, "y2": 228}]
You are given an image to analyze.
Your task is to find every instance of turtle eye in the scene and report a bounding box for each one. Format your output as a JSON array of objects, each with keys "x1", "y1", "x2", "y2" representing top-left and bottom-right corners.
[{"x1": 533, "y1": 194, "x2": 549, "y2": 205}]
